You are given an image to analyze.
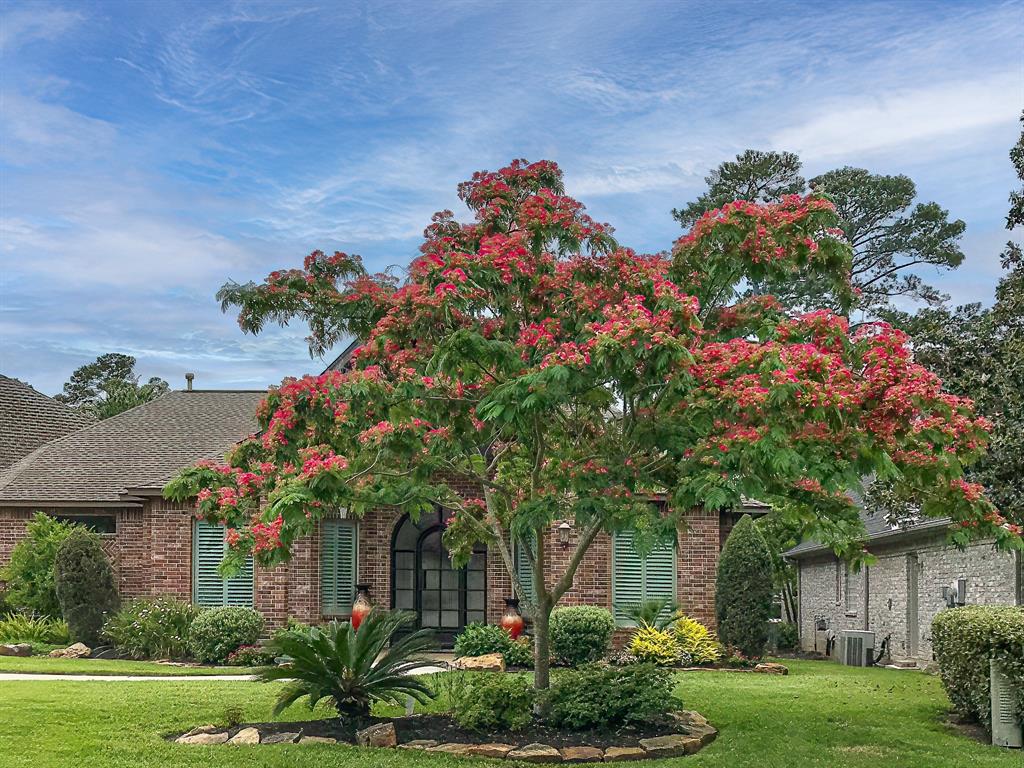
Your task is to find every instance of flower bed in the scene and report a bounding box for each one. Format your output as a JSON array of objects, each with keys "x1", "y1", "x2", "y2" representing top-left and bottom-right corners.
[{"x1": 173, "y1": 709, "x2": 718, "y2": 761}]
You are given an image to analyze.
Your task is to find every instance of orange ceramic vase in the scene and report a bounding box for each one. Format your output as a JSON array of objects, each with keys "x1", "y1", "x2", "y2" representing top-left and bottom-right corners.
[
  {"x1": 351, "y1": 585, "x2": 372, "y2": 631},
  {"x1": 500, "y1": 598, "x2": 525, "y2": 640}
]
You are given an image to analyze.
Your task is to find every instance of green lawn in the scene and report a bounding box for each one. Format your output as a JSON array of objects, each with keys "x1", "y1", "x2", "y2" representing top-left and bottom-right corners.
[
  {"x1": 0, "y1": 655, "x2": 243, "y2": 676},
  {"x1": 0, "y1": 660, "x2": 1014, "y2": 767}
]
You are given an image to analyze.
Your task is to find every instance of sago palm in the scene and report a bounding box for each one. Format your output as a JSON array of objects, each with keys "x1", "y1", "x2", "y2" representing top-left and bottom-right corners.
[
  {"x1": 618, "y1": 596, "x2": 678, "y2": 630},
  {"x1": 258, "y1": 609, "x2": 436, "y2": 719}
]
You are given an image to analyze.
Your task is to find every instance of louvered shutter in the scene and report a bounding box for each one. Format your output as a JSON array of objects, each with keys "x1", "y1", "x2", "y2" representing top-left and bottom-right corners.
[
  {"x1": 321, "y1": 520, "x2": 357, "y2": 615},
  {"x1": 515, "y1": 540, "x2": 535, "y2": 602},
  {"x1": 192, "y1": 520, "x2": 254, "y2": 607},
  {"x1": 612, "y1": 529, "x2": 676, "y2": 626}
]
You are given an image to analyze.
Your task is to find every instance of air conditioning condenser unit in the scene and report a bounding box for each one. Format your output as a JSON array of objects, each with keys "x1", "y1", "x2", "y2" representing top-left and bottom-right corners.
[{"x1": 839, "y1": 630, "x2": 875, "y2": 667}]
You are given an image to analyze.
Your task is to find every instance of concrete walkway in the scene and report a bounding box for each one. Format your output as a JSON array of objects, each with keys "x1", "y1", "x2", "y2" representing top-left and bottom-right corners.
[{"x1": 0, "y1": 664, "x2": 447, "y2": 682}]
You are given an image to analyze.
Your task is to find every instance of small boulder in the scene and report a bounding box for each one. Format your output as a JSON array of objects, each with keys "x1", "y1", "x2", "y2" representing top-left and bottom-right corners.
[
  {"x1": 262, "y1": 732, "x2": 301, "y2": 745},
  {"x1": 754, "y1": 662, "x2": 788, "y2": 675},
  {"x1": 468, "y1": 743, "x2": 516, "y2": 758},
  {"x1": 507, "y1": 743, "x2": 562, "y2": 763},
  {"x1": 452, "y1": 652, "x2": 505, "y2": 672},
  {"x1": 229, "y1": 727, "x2": 260, "y2": 745},
  {"x1": 48, "y1": 643, "x2": 91, "y2": 659},
  {"x1": 176, "y1": 732, "x2": 229, "y2": 745},
  {"x1": 399, "y1": 740, "x2": 439, "y2": 750},
  {"x1": 182, "y1": 725, "x2": 218, "y2": 738},
  {"x1": 0, "y1": 643, "x2": 32, "y2": 657},
  {"x1": 428, "y1": 743, "x2": 477, "y2": 757},
  {"x1": 639, "y1": 734, "x2": 691, "y2": 758},
  {"x1": 355, "y1": 722, "x2": 397, "y2": 748},
  {"x1": 560, "y1": 746, "x2": 603, "y2": 763},
  {"x1": 603, "y1": 746, "x2": 646, "y2": 762},
  {"x1": 298, "y1": 735, "x2": 336, "y2": 744}
]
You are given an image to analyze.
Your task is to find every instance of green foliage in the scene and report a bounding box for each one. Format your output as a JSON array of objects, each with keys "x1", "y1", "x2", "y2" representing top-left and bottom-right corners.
[
  {"x1": 617, "y1": 596, "x2": 678, "y2": 630},
  {"x1": 258, "y1": 609, "x2": 435, "y2": 718},
  {"x1": 674, "y1": 150, "x2": 966, "y2": 312},
  {"x1": 55, "y1": 353, "x2": 168, "y2": 419},
  {"x1": 716, "y1": 515, "x2": 774, "y2": 659},
  {"x1": 102, "y1": 598, "x2": 196, "y2": 659},
  {"x1": 453, "y1": 623, "x2": 533, "y2": 668},
  {"x1": 0, "y1": 612, "x2": 70, "y2": 644},
  {"x1": 226, "y1": 644, "x2": 277, "y2": 667},
  {"x1": 673, "y1": 615, "x2": 722, "y2": 664},
  {"x1": 544, "y1": 664, "x2": 679, "y2": 730},
  {"x1": 1009, "y1": 110, "x2": 1024, "y2": 229},
  {"x1": 188, "y1": 607, "x2": 264, "y2": 663},
  {"x1": 628, "y1": 625, "x2": 682, "y2": 666},
  {"x1": 549, "y1": 606, "x2": 615, "y2": 666},
  {"x1": 932, "y1": 606, "x2": 1024, "y2": 729},
  {"x1": 453, "y1": 673, "x2": 534, "y2": 731},
  {"x1": 775, "y1": 621, "x2": 799, "y2": 651},
  {"x1": 53, "y1": 529, "x2": 119, "y2": 645},
  {"x1": 0, "y1": 513, "x2": 83, "y2": 618}
]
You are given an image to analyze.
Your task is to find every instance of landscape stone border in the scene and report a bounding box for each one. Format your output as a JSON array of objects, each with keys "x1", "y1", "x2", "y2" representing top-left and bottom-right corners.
[{"x1": 175, "y1": 710, "x2": 718, "y2": 762}]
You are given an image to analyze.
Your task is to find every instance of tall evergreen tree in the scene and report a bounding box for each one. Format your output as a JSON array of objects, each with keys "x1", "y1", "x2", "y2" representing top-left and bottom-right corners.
[
  {"x1": 716, "y1": 515, "x2": 774, "y2": 658},
  {"x1": 56, "y1": 353, "x2": 168, "y2": 419}
]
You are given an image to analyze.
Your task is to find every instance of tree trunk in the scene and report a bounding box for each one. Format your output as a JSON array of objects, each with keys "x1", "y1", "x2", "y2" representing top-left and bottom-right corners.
[{"x1": 532, "y1": 599, "x2": 552, "y2": 692}]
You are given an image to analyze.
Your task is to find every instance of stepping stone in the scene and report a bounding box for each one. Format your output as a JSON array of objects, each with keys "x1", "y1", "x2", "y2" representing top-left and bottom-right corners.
[
  {"x1": 356, "y1": 722, "x2": 397, "y2": 748},
  {"x1": 507, "y1": 743, "x2": 562, "y2": 763},
  {"x1": 262, "y1": 732, "x2": 300, "y2": 744},
  {"x1": 560, "y1": 746, "x2": 603, "y2": 763},
  {"x1": 229, "y1": 727, "x2": 260, "y2": 745},
  {"x1": 603, "y1": 746, "x2": 645, "y2": 762}
]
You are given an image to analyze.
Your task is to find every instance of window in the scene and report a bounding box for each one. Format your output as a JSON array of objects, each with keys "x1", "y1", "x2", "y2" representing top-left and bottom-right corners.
[
  {"x1": 192, "y1": 520, "x2": 254, "y2": 607},
  {"x1": 612, "y1": 529, "x2": 676, "y2": 626},
  {"x1": 515, "y1": 539, "x2": 536, "y2": 606},
  {"x1": 321, "y1": 519, "x2": 358, "y2": 616},
  {"x1": 52, "y1": 514, "x2": 117, "y2": 534}
]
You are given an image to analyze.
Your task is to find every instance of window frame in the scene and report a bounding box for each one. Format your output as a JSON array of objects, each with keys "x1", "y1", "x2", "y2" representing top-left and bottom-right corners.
[
  {"x1": 611, "y1": 529, "x2": 677, "y2": 627},
  {"x1": 192, "y1": 519, "x2": 254, "y2": 608},
  {"x1": 320, "y1": 517, "x2": 359, "y2": 617}
]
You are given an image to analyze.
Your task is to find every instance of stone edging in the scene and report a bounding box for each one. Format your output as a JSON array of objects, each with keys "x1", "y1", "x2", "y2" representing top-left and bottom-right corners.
[{"x1": 175, "y1": 710, "x2": 718, "y2": 762}]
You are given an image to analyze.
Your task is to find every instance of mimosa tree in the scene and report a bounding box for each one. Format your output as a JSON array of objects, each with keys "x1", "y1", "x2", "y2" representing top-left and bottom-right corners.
[{"x1": 167, "y1": 159, "x2": 1019, "y2": 690}]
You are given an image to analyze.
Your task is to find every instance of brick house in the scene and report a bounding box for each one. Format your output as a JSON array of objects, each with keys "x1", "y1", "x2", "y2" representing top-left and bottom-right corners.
[
  {"x1": 786, "y1": 509, "x2": 1023, "y2": 666},
  {"x1": 0, "y1": 382, "x2": 763, "y2": 639}
]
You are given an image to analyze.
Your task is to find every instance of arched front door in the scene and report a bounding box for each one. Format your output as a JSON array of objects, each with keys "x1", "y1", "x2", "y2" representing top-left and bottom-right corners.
[{"x1": 391, "y1": 509, "x2": 487, "y2": 641}]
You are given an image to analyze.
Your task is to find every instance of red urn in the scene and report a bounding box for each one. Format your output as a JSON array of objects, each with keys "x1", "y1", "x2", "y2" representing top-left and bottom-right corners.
[
  {"x1": 500, "y1": 598, "x2": 525, "y2": 640},
  {"x1": 351, "y1": 584, "x2": 372, "y2": 631}
]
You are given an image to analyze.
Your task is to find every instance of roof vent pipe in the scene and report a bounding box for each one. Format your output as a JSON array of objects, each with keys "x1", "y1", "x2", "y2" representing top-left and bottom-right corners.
[{"x1": 185, "y1": 372, "x2": 195, "y2": 391}]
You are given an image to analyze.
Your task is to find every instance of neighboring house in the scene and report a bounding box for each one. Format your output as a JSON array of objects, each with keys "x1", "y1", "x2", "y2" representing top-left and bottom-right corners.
[
  {"x1": 0, "y1": 376, "x2": 765, "y2": 639},
  {"x1": 786, "y1": 509, "x2": 1023, "y2": 666},
  {"x1": 0, "y1": 374, "x2": 94, "y2": 470}
]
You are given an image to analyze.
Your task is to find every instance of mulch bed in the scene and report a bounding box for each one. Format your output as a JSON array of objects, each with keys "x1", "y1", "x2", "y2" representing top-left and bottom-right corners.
[{"x1": 222, "y1": 714, "x2": 673, "y2": 749}]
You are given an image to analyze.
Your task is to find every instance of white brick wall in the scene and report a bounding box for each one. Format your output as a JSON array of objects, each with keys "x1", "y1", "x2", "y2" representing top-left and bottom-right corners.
[{"x1": 796, "y1": 533, "x2": 1022, "y2": 665}]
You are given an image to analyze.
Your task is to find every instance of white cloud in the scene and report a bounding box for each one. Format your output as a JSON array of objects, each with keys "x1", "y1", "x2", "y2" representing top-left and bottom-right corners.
[
  {"x1": 0, "y1": 7, "x2": 82, "y2": 53},
  {"x1": 771, "y1": 73, "x2": 1021, "y2": 162}
]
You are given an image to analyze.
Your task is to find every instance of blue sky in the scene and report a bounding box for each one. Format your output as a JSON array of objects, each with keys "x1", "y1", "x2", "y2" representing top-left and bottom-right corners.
[{"x1": 1, "y1": 0, "x2": 1021, "y2": 395}]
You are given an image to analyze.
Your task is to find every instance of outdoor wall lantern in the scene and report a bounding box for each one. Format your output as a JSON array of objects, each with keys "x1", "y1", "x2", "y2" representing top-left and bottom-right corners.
[{"x1": 558, "y1": 521, "x2": 572, "y2": 549}]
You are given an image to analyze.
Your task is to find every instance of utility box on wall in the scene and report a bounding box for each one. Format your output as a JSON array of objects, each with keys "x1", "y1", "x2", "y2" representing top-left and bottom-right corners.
[{"x1": 991, "y1": 660, "x2": 1023, "y2": 748}]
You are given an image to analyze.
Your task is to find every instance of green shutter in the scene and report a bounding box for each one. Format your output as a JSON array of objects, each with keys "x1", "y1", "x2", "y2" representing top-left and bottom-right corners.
[
  {"x1": 612, "y1": 529, "x2": 676, "y2": 626},
  {"x1": 192, "y1": 520, "x2": 254, "y2": 608},
  {"x1": 321, "y1": 520, "x2": 357, "y2": 615},
  {"x1": 515, "y1": 540, "x2": 535, "y2": 602}
]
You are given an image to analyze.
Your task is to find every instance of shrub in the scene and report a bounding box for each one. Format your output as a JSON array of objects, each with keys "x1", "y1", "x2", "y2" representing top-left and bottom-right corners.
[
  {"x1": 716, "y1": 515, "x2": 773, "y2": 658},
  {"x1": 0, "y1": 612, "x2": 70, "y2": 645},
  {"x1": 628, "y1": 626, "x2": 683, "y2": 666},
  {"x1": 617, "y1": 596, "x2": 678, "y2": 630},
  {"x1": 932, "y1": 606, "x2": 1024, "y2": 730},
  {"x1": 453, "y1": 622, "x2": 533, "y2": 668},
  {"x1": 549, "y1": 606, "x2": 614, "y2": 666},
  {"x1": 53, "y1": 529, "x2": 119, "y2": 645},
  {"x1": 103, "y1": 597, "x2": 196, "y2": 659},
  {"x1": 775, "y1": 621, "x2": 799, "y2": 651},
  {"x1": 259, "y1": 609, "x2": 435, "y2": 718},
  {"x1": 189, "y1": 606, "x2": 264, "y2": 663},
  {"x1": 672, "y1": 615, "x2": 721, "y2": 665},
  {"x1": 0, "y1": 513, "x2": 83, "y2": 618},
  {"x1": 227, "y1": 644, "x2": 277, "y2": 667},
  {"x1": 453, "y1": 673, "x2": 534, "y2": 731},
  {"x1": 545, "y1": 664, "x2": 678, "y2": 730}
]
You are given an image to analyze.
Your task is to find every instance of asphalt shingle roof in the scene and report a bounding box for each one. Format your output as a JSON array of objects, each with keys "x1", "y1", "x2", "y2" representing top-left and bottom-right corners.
[
  {"x1": 0, "y1": 390, "x2": 265, "y2": 504},
  {"x1": 784, "y1": 504, "x2": 951, "y2": 559},
  {"x1": 0, "y1": 375, "x2": 95, "y2": 470}
]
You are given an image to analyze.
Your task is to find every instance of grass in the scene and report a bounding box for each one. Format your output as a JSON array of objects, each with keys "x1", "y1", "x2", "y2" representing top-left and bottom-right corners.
[
  {"x1": 0, "y1": 660, "x2": 1017, "y2": 767},
  {"x1": 0, "y1": 655, "x2": 243, "y2": 676}
]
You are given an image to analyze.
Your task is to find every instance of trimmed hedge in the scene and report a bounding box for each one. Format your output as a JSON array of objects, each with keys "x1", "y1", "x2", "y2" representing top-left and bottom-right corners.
[
  {"x1": 544, "y1": 663, "x2": 678, "y2": 730},
  {"x1": 549, "y1": 606, "x2": 615, "y2": 666},
  {"x1": 188, "y1": 607, "x2": 264, "y2": 663},
  {"x1": 932, "y1": 605, "x2": 1024, "y2": 730},
  {"x1": 54, "y1": 529, "x2": 119, "y2": 645},
  {"x1": 716, "y1": 515, "x2": 774, "y2": 658}
]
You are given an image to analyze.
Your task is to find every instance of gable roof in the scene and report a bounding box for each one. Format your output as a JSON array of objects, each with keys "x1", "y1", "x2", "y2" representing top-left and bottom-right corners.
[
  {"x1": 0, "y1": 374, "x2": 95, "y2": 470},
  {"x1": 0, "y1": 390, "x2": 265, "y2": 506}
]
